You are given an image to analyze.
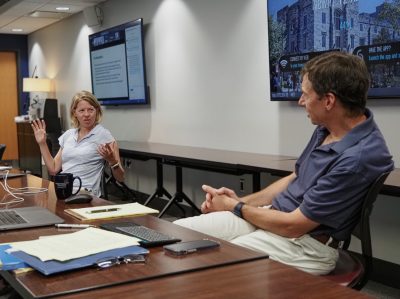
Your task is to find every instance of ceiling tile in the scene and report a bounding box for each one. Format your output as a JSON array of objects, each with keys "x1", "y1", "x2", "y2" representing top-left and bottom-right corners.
[{"x1": 0, "y1": 0, "x2": 105, "y2": 34}]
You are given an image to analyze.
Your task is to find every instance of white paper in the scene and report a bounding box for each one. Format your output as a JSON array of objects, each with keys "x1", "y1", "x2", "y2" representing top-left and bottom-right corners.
[{"x1": 10, "y1": 228, "x2": 140, "y2": 262}]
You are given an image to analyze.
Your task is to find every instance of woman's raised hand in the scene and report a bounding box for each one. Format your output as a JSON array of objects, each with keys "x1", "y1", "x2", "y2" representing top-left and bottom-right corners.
[{"x1": 31, "y1": 119, "x2": 47, "y2": 145}]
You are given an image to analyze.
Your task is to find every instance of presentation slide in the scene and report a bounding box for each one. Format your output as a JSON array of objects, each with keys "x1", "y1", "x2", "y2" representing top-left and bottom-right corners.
[
  {"x1": 91, "y1": 44, "x2": 128, "y2": 99},
  {"x1": 125, "y1": 26, "x2": 145, "y2": 100}
]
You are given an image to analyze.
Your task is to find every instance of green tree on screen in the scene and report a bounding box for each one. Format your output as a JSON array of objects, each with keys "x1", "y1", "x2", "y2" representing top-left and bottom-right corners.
[
  {"x1": 268, "y1": 15, "x2": 285, "y2": 66},
  {"x1": 377, "y1": 0, "x2": 400, "y2": 34}
]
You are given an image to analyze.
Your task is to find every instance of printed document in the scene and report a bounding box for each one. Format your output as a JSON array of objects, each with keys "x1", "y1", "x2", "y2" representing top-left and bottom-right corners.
[{"x1": 9, "y1": 227, "x2": 140, "y2": 262}]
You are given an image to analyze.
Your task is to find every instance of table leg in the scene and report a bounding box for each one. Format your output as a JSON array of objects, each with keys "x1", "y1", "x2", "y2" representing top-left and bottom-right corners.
[
  {"x1": 144, "y1": 159, "x2": 172, "y2": 206},
  {"x1": 158, "y1": 166, "x2": 201, "y2": 218}
]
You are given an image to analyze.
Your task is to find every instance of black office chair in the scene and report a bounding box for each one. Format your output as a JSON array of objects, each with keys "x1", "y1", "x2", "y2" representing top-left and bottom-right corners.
[
  {"x1": 0, "y1": 144, "x2": 6, "y2": 161},
  {"x1": 101, "y1": 164, "x2": 136, "y2": 201},
  {"x1": 324, "y1": 171, "x2": 391, "y2": 290}
]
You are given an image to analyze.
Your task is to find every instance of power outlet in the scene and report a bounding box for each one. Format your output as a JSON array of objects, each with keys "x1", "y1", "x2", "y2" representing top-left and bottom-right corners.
[
  {"x1": 125, "y1": 159, "x2": 132, "y2": 169},
  {"x1": 122, "y1": 158, "x2": 132, "y2": 169},
  {"x1": 239, "y1": 178, "x2": 245, "y2": 192}
]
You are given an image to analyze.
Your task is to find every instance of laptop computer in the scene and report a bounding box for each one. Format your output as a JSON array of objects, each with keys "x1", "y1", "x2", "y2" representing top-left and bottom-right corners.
[
  {"x1": 0, "y1": 172, "x2": 26, "y2": 180},
  {"x1": 0, "y1": 166, "x2": 26, "y2": 180},
  {"x1": 0, "y1": 207, "x2": 64, "y2": 231}
]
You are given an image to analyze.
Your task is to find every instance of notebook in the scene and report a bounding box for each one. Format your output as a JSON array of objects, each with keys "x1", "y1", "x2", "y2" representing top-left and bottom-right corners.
[
  {"x1": 65, "y1": 202, "x2": 159, "y2": 221},
  {"x1": 0, "y1": 207, "x2": 64, "y2": 231},
  {"x1": 0, "y1": 244, "x2": 28, "y2": 270}
]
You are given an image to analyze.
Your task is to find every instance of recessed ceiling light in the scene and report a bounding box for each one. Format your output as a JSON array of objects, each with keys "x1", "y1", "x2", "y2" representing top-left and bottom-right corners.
[
  {"x1": 56, "y1": 6, "x2": 70, "y2": 11},
  {"x1": 12, "y1": 28, "x2": 23, "y2": 32}
]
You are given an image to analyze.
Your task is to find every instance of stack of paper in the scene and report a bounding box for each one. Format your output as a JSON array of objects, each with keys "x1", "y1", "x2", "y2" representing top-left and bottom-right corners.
[
  {"x1": 11, "y1": 245, "x2": 148, "y2": 275},
  {"x1": 6, "y1": 228, "x2": 149, "y2": 275},
  {"x1": 65, "y1": 202, "x2": 159, "y2": 221},
  {"x1": 9, "y1": 227, "x2": 141, "y2": 261}
]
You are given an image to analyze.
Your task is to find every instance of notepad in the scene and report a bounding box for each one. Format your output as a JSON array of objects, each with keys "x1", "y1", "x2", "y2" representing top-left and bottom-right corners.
[{"x1": 65, "y1": 202, "x2": 159, "y2": 221}]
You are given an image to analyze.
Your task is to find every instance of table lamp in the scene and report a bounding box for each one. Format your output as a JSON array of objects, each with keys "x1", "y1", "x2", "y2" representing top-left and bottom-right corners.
[{"x1": 23, "y1": 77, "x2": 52, "y2": 120}]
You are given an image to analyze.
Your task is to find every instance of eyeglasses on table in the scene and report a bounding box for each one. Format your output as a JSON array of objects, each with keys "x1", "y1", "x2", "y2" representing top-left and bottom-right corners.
[{"x1": 95, "y1": 254, "x2": 147, "y2": 269}]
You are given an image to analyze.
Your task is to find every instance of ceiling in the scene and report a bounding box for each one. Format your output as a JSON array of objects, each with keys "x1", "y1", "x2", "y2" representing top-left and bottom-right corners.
[{"x1": 0, "y1": 0, "x2": 105, "y2": 34}]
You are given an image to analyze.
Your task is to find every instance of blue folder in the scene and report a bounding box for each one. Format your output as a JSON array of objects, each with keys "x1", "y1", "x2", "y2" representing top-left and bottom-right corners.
[
  {"x1": 0, "y1": 244, "x2": 28, "y2": 270},
  {"x1": 11, "y1": 245, "x2": 149, "y2": 275}
]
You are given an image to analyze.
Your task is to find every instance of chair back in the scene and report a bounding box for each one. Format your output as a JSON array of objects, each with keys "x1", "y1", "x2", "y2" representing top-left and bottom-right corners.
[
  {"x1": 100, "y1": 164, "x2": 109, "y2": 199},
  {"x1": 100, "y1": 163, "x2": 136, "y2": 201},
  {"x1": 325, "y1": 171, "x2": 391, "y2": 289},
  {"x1": 0, "y1": 144, "x2": 6, "y2": 160},
  {"x1": 352, "y1": 171, "x2": 390, "y2": 287}
]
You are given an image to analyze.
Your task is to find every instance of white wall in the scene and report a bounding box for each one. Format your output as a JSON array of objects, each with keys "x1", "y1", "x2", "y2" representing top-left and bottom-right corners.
[
  {"x1": 28, "y1": 0, "x2": 400, "y2": 265},
  {"x1": 28, "y1": 0, "x2": 313, "y2": 156}
]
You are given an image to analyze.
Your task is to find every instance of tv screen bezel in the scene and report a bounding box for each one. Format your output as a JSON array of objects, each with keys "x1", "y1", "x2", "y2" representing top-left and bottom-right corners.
[{"x1": 88, "y1": 18, "x2": 149, "y2": 106}]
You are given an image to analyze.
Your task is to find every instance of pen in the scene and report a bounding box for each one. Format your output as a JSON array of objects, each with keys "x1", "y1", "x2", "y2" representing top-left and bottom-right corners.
[
  {"x1": 86, "y1": 208, "x2": 120, "y2": 214},
  {"x1": 55, "y1": 224, "x2": 95, "y2": 229}
]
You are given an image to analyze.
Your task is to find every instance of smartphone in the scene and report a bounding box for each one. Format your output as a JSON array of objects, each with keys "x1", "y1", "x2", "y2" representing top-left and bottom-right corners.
[{"x1": 163, "y1": 239, "x2": 220, "y2": 256}]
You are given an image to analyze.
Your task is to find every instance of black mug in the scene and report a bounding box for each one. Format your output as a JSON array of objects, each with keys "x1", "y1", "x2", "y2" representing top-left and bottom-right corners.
[{"x1": 54, "y1": 173, "x2": 82, "y2": 199}]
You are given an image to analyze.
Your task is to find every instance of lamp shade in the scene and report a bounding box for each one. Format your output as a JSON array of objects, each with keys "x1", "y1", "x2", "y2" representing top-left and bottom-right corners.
[{"x1": 23, "y1": 78, "x2": 52, "y2": 92}]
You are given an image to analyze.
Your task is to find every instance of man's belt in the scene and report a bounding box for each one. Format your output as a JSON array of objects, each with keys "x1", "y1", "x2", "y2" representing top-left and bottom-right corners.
[{"x1": 310, "y1": 234, "x2": 340, "y2": 249}]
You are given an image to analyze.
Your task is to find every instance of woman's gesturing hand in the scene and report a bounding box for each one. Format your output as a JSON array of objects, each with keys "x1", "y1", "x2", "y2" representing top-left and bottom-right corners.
[
  {"x1": 98, "y1": 141, "x2": 117, "y2": 165},
  {"x1": 31, "y1": 119, "x2": 47, "y2": 145}
]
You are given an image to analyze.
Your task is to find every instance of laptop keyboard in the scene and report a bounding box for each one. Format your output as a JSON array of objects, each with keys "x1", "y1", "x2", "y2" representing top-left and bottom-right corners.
[
  {"x1": 0, "y1": 210, "x2": 28, "y2": 225},
  {"x1": 100, "y1": 222, "x2": 181, "y2": 247}
]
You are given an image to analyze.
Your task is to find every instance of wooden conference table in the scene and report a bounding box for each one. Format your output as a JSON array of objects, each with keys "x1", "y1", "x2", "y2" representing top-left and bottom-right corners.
[
  {"x1": 0, "y1": 175, "x2": 369, "y2": 298},
  {"x1": 118, "y1": 141, "x2": 400, "y2": 216}
]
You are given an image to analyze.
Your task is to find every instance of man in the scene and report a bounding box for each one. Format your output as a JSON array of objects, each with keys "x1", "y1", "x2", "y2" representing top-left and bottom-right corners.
[{"x1": 174, "y1": 51, "x2": 394, "y2": 275}]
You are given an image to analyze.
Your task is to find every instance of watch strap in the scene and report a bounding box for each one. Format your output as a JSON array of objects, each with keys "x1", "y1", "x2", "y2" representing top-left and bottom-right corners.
[{"x1": 232, "y1": 202, "x2": 245, "y2": 218}]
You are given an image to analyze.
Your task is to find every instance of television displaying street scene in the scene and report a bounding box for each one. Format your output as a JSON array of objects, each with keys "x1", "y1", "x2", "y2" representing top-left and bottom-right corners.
[{"x1": 268, "y1": 0, "x2": 400, "y2": 100}]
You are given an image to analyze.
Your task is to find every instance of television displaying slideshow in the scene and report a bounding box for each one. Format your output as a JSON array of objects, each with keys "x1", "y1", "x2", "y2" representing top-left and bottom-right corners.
[
  {"x1": 89, "y1": 18, "x2": 148, "y2": 105},
  {"x1": 267, "y1": 0, "x2": 400, "y2": 101}
]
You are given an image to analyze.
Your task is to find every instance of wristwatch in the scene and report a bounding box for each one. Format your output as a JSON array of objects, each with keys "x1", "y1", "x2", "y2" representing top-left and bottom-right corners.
[
  {"x1": 110, "y1": 162, "x2": 120, "y2": 170},
  {"x1": 232, "y1": 202, "x2": 245, "y2": 218}
]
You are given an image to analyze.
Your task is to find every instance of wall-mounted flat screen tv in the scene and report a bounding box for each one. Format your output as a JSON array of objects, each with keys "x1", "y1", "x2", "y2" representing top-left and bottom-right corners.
[
  {"x1": 89, "y1": 18, "x2": 148, "y2": 105},
  {"x1": 267, "y1": 0, "x2": 400, "y2": 101}
]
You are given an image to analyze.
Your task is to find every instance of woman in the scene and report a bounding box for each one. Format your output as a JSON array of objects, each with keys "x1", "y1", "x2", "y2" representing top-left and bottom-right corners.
[{"x1": 31, "y1": 90, "x2": 124, "y2": 197}]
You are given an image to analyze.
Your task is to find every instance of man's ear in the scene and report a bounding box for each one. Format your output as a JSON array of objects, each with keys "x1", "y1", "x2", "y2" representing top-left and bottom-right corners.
[{"x1": 324, "y1": 92, "x2": 336, "y2": 111}]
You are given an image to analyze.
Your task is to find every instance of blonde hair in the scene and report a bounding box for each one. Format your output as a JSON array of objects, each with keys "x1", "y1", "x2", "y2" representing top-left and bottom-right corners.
[{"x1": 70, "y1": 91, "x2": 103, "y2": 128}]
